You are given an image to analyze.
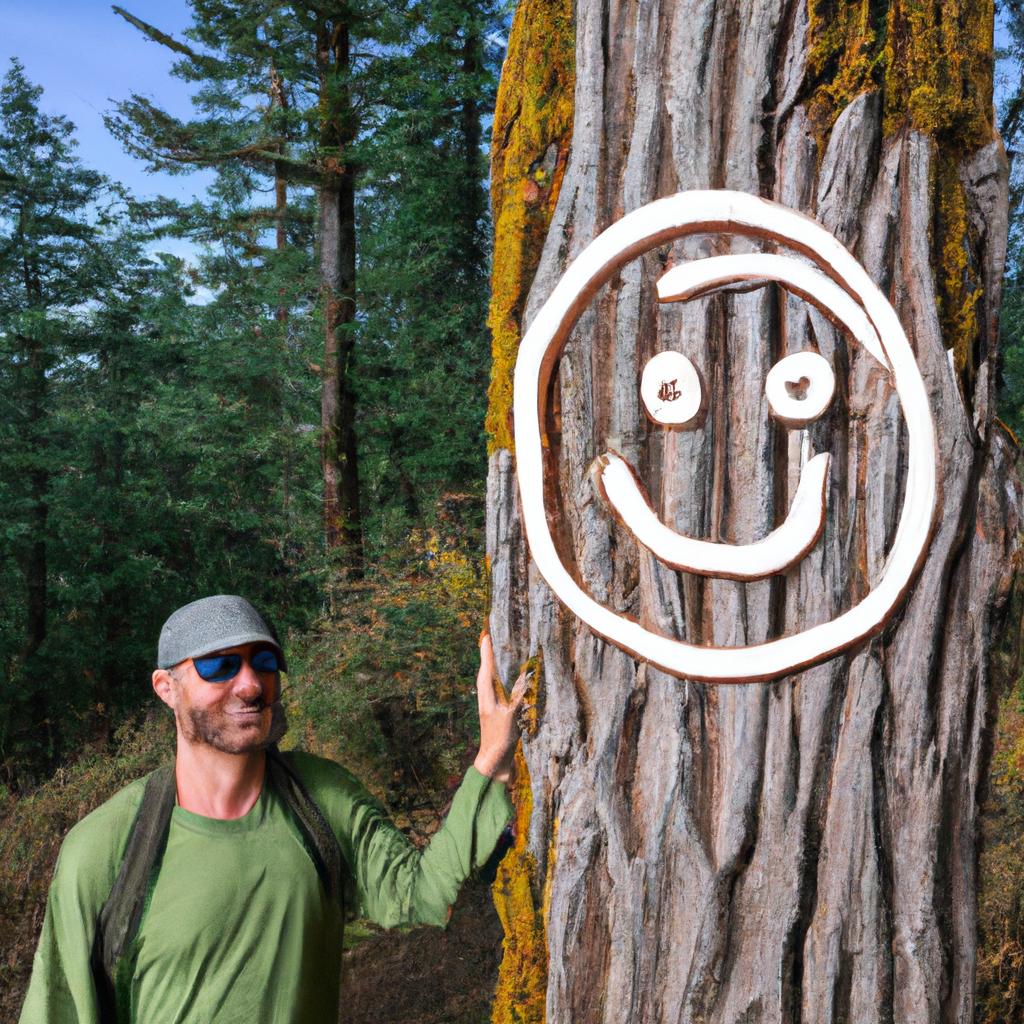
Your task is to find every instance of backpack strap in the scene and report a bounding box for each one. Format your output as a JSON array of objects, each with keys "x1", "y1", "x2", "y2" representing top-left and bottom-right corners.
[
  {"x1": 91, "y1": 763, "x2": 176, "y2": 1021},
  {"x1": 266, "y1": 746, "x2": 344, "y2": 910}
]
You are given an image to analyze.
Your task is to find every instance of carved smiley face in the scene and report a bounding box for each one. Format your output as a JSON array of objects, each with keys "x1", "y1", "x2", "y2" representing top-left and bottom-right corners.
[{"x1": 512, "y1": 191, "x2": 937, "y2": 682}]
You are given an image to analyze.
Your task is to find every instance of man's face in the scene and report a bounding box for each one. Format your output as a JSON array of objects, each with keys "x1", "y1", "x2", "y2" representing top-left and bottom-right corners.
[{"x1": 154, "y1": 642, "x2": 287, "y2": 754}]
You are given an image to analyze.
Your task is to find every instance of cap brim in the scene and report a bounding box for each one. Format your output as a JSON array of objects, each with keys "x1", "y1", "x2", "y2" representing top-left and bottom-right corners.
[{"x1": 167, "y1": 633, "x2": 287, "y2": 672}]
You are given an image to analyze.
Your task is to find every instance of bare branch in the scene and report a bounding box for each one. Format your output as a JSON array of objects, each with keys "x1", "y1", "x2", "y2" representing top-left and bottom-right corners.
[
  {"x1": 111, "y1": 6, "x2": 227, "y2": 76},
  {"x1": 161, "y1": 143, "x2": 325, "y2": 183}
]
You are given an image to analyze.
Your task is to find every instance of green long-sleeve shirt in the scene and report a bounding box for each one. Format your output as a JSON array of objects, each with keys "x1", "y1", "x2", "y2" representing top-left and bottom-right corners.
[{"x1": 19, "y1": 752, "x2": 513, "y2": 1024}]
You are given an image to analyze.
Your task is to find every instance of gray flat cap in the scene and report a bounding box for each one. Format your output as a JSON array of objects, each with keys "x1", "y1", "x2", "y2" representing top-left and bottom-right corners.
[{"x1": 157, "y1": 595, "x2": 286, "y2": 670}]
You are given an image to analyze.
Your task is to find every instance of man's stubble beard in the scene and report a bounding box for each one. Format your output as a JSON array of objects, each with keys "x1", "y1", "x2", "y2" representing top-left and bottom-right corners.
[{"x1": 182, "y1": 699, "x2": 288, "y2": 754}]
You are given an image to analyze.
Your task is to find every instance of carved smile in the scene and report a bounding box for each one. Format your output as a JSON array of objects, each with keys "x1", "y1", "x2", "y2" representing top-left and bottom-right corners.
[{"x1": 595, "y1": 449, "x2": 830, "y2": 580}]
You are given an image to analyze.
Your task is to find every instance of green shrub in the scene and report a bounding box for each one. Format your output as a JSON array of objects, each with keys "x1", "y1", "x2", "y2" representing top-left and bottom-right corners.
[{"x1": 287, "y1": 517, "x2": 488, "y2": 815}]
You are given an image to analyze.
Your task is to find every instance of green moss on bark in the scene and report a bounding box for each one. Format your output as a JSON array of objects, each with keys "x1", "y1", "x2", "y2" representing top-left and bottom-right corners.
[
  {"x1": 805, "y1": 0, "x2": 888, "y2": 146},
  {"x1": 882, "y1": 0, "x2": 993, "y2": 143},
  {"x1": 491, "y1": 744, "x2": 550, "y2": 1024},
  {"x1": 936, "y1": 154, "x2": 982, "y2": 385},
  {"x1": 489, "y1": 651, "x2": 548, "y2": 1024}
]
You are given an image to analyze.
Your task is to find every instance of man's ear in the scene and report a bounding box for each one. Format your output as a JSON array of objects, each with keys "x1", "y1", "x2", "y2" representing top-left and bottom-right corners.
[{"x1": 152, "y1": 668, "x2": 176, "y2": 710}]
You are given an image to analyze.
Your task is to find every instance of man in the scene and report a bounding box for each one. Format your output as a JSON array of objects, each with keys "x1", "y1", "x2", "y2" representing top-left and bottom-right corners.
[{"x1": 20, "y1": 595, "x2": 526, "y2": 1023}]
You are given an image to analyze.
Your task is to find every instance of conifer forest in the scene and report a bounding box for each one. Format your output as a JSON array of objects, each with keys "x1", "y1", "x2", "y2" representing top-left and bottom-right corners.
[{"x1": 4, "y1": 1, "x2": 1024, "y2": 1021}]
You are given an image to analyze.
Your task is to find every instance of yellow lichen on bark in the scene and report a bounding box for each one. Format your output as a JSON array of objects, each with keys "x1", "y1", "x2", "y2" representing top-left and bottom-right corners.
[
  {"x1": 805, "y1": 0, "x2": 885, "y2": 146},
  {"x1": 882, "y1": 0, "x2": 993, "y2": 143},
  {"x1": 936, "y1": 155, "x2": 981, "y2": 382},
  {"x1": 517, "y1": 655, "x2": 542, "y2": 737},
  {"x1": 484, "y1": 0, "x2": 574, "y2": 454},
  {"x1": 492, "y1": 744, "x2": 549, "y2": 1024},
  {"x1": 804, "y1": 0, "x2": 994, "y2": 152},
  {"x1": 883, "y1": 0, "x2": 992, "y2": 397}
]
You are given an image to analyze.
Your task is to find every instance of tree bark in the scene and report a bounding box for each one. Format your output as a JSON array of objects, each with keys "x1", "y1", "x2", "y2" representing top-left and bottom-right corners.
[{"x1": 486, "y1": 2, "x2": 1022, "y2": 1022}]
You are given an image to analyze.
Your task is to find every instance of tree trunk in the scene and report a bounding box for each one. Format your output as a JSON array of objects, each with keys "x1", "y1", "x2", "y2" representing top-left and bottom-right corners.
[
  {"x1": 19, "y1": 245, "x2": 49, "y2": 726},
  {"x1": 109, "y1": 7, "x2": 367, "y2": 565},
  {"x1": 271, "y1": 61, "x2": 290, "y2": 325},
  {"x1": 16, "y1": 328, "x2": 50, "y2": 748},
  {"x1": 94, "y1": 344, "x2": 126, "y2": 714},
  {"x1": 486, "y1": 2, "x2": 1022, "y2": 1023},
  {"x1": 317, "y1": 19, "x2": 363, "y2": 569},
  {"x1": 24, "y1": 465, "x2": 47, "y2": 666},
  {"x1": 457, "y1": 15, "x2": 485, "y2": 281}
]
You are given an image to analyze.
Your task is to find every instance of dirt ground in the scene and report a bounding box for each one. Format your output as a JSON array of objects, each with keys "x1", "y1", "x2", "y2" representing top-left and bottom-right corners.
[{"x1": 340, "y1": 877, "x2": 504, "y2": 1024}]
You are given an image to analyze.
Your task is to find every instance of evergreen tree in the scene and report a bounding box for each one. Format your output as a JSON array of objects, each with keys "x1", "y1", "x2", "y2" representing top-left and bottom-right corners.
[
  {"x1": 994, "y1": 2, "x2": 1024, "y2": 434},
  {"x1": 0, "y1": 60, "x2": 323, "y2": 784},
  {"x1": 356, "y1": 0, "x2": 499, "y2": 545},
  {"x1": 108, "y1": 1, "x2": 404, "y2": 570},
  {"x1": 0, "y1": 59, "x2": 113, "y2": 768},
  {"x1": 107, "y1": 0, "x2": 502, "y2": 561}
]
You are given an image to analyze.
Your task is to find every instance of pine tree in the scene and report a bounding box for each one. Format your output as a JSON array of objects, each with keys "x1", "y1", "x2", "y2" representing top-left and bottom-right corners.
[
  {"x1": 355, "y1": 0, "x2": 499, "y2": 544},
  {"x1": 107, "y1": 1, "x2": 405, "y2": 570},
  {"x1": 0, "y1": 59, "x2": 111, "y2": 765},
  {"x1": 0, "y1": 59, "x2": 322, "y2": 782},
  {"x1": 993, "y1": 1, "x2": 1024, "y2": 436},
  {"x1": 107, "y1": 0, "x2": 503, "y2": 565}
]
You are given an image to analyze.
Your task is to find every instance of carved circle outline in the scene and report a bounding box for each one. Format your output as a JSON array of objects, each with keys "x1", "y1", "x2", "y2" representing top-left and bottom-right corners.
[{"x1": 512, "y1": 190, "x2": 938, "y2": 683}]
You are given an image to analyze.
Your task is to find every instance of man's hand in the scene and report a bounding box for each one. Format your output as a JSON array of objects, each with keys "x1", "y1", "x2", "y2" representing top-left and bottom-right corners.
[{"x1": 473, "y1": 632, "x2": 530, "y2": 785}]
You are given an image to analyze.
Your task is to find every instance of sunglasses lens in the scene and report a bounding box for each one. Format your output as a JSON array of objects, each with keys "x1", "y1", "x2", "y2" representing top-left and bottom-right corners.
[
  {"x1": 251, "y1": 649, "x2": 281, "y2": 673},
  {"x1": 194, "y1": 654, "x2": 243, "y2": 682}
]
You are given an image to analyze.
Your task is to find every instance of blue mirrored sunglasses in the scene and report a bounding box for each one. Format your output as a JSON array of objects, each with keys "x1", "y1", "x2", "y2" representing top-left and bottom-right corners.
[{"x1": 193, "y1": 649, "x2": 282, "y2": 683}]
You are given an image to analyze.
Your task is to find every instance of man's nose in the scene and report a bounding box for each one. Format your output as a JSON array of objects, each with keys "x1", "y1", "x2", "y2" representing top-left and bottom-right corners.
[{"x1": 232, "y1": 660, "x2": 265, "y2": 700}]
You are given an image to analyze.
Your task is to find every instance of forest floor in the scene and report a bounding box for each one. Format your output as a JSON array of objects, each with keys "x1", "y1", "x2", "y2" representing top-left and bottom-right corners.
[{"x1": 341, "y1": 877, "x2": 503, "y2": 1024}]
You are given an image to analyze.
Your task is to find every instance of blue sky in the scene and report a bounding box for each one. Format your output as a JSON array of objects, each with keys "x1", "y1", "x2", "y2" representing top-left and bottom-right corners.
[
  {"x1": 2, "y1": 0, "x2": 215, "y2": 258},
  {"x1": 3, "y1": 2, "x2": 1014, "y2": 210}
]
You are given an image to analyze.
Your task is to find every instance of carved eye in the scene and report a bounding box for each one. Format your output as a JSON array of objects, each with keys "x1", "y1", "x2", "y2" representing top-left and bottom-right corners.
[
  {"x1": 640, "y1": 351, "x2": 706, "y2": 429},
  {"x1": 765, "y1": 351, "x2": 834, "y2": 426}
]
